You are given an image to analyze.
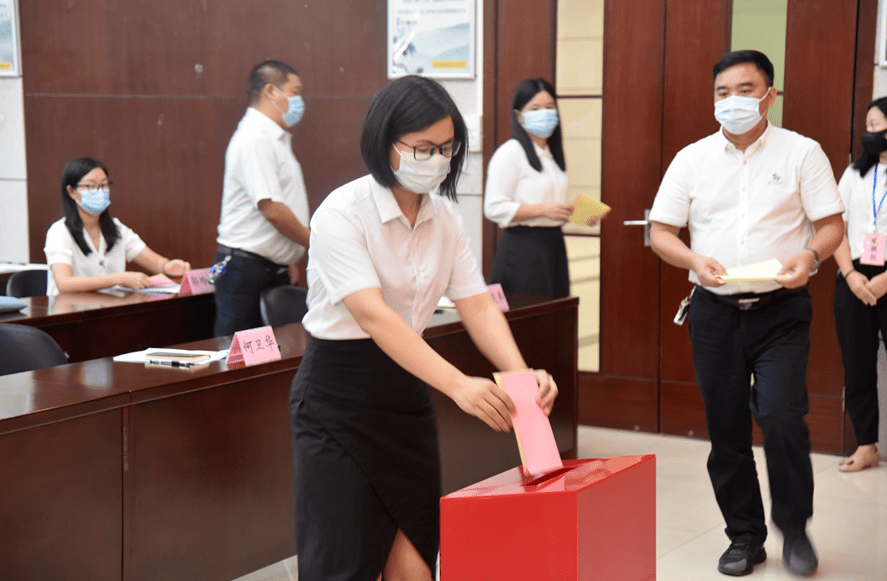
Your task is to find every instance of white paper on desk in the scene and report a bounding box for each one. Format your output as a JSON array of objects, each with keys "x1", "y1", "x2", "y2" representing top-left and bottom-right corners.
[
  {"x1": 111, "y1": 284, "x2": 182, "y2": 294},
  {"x1": 113, "y1": 347, "x2": 229, "y2": 363},
  {"x1": 718, "y1": 259, "x2": 786, "y2": 283},
  {"x1": 437, "y1": 295, "x2": 456, "y2": 309}
]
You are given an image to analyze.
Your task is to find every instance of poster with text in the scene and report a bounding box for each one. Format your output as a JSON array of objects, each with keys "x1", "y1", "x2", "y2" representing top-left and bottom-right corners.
[
  {"x1": 0, "y1": 0, "x2": 19, "y2": 76},
  {"x1": 388, "y1": 0, "x2": 475, "y2": 79}
]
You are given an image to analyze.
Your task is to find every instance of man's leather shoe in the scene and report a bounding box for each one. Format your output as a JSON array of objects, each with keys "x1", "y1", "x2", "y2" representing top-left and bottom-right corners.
[
  {"x1": 718, "y1": 539, "x2": 767, "y2": 576},
  {"x1": 783, "y1": 531, "x2": 818, "y2": 576}
]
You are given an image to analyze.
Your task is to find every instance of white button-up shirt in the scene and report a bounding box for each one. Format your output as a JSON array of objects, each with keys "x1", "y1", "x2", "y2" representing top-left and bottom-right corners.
[
  {"x1": 217, "y1": 107, "x2": 310, "y2": 265},
  {"x1": 301, "y1": 174, "x2": 488, "y2": 340},
  {"x1": 44, "y1": 217, "x2": 147, "y2": 296},
  {"x1": 838, "y1": 163, "x2": 887, "y2": 260},
  {"x1": 483, "y1": 138, "x2": 569, "y2": 228},
  {"x1": 650, "y1": 123, "x2": 844, "y2": 294}
]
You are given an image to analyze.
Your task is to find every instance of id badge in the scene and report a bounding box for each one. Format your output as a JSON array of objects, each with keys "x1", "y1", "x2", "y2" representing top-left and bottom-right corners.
[{"x1": 861, "y1": 232, "x2": 886, "y2": 266}]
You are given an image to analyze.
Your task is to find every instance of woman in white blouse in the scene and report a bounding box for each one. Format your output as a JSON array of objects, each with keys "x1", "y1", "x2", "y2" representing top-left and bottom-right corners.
[
  {"x1": 484, "y1": 78, "x2": 605, "y2": 296},
  {"x1": 832, "y1": 97, "x2": 887, "y2": 472},
  {"x1": 44, "y1": 157, "x2": 190, "y2": 295},
  {"x1": 289, "y1": 75, "x2": 558, "y2": 581}
]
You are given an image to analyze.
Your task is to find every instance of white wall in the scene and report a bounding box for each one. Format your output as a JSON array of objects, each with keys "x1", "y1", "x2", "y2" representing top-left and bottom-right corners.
[{"x1": 0, "y1": 74, "x2": 28, "y2": 263}]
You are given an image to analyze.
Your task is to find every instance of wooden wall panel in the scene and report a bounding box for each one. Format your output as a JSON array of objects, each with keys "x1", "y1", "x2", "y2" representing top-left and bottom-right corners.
[
  {"x1": 599, "y1": 0, "x2": 665, "y2": 379},
  {"x1": 21, "y1": 0, "x2": 388, "y2": 268},
  {"x1": 579, "y1": 373, "x2": 658, "y2": 433},
  {"x1": 481, "y1": 0, "x2": 557, "y2": 276},
  {"x1": 659, "y1": 0, "x2": 731, "y2": 386},
  {"x1": 783, "y1": 1, "x2": 857, "y2": 405}
]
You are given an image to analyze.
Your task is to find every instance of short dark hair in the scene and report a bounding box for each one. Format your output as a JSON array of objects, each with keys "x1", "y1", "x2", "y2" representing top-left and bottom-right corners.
[
  {"x1": 60, "y1": 156, "x2": 120, "y2": 255},
  {"x1": 712, "y1": 50, "x2": 775, "y2": 87},
  {"x1": 852, "y1": 96, "x2": 887, "y2": 177},
  {"x1": 360, "y1": 75, "x2": 468, "y2": 201},
  {"x1": 510, "y1": 78, "x2": 566, "y2": 173},
  {"x1": 245, "y1": 60, "x2": 298, "y2": 104}
]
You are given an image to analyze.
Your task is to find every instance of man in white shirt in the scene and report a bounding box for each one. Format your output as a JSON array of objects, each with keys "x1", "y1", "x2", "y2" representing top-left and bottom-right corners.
[
  {"x1": 649, "y1": 50, "x2": 844, "y2": 577},
  {"x1": 213, "y1": 60, "x2": 311, "y2": 336}
]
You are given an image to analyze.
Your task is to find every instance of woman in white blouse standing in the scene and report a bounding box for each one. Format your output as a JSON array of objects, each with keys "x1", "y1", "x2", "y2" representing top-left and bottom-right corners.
[
  {"x1": 484, "y1": 78, "x2": 604, "y2": 297},
  {"x1": 832, "y1": 97, "x2": 887, "y2": 472},
  {"x1": 289, "y1": 75, "x2": 558, "y2": 581},
  {"x1": 44, "y1": 157, "x2": 190, "y2": 295}
]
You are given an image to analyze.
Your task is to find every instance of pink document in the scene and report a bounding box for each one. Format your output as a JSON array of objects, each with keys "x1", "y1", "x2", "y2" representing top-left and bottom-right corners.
[{"x1": 494, "y1": 370, "x2": 563, "y2": 476}]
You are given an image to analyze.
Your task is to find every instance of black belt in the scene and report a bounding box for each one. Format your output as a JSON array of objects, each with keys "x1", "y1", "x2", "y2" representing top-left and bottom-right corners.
[
  {"x1": 703, "y1": 286, "x2": 803, "y2": 311},
  {"x1": 217, "y1": 244, "x2": 287, "y2": 272}
]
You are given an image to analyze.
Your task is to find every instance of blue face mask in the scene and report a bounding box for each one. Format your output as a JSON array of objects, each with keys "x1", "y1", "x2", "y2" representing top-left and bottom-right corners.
[
  {"x1": 521, "y1": 108, "x2": 559, "y2": 138},
  {"x1": 76, "y1": 187, "x2": 111, "y2": 216},
  {"x1": 274, "y1": 87, "x2": 305, "y2": 127}
]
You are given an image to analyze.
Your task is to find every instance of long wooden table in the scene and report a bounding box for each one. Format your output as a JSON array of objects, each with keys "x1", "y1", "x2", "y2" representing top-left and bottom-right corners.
[
  {"x1": 0, "y1": 294, "x2": 578, "y2": 581},
  {"x1": 0, "y1": 291, "x2": 216, "y2": 362}
]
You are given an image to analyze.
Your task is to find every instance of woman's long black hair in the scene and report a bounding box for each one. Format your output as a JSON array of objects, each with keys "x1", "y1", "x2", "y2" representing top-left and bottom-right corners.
[
  {"x1": 510, "y1": 78, "x2": 566, "y2": 173},
  {"x1": 60, "y1": 156, "x2": 120, "y2": 255},
  {"x1": 852, "y1": 97, "x2": 887, "y2": 177}
]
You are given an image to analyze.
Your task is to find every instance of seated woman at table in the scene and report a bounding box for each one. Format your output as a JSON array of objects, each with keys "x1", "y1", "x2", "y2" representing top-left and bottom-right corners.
[{"x1": 44, "y1": 156, "x2": 191, "y2": 295}]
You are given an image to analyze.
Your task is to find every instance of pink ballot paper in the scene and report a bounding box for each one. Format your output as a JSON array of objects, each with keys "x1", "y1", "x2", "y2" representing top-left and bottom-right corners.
[{"x1": 494, "y1": 369, "x2": 563, "y2": 476}]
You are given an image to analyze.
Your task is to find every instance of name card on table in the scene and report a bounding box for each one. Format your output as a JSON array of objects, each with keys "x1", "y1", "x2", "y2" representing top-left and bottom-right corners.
[
  {"x1": 226, "y1": 326, "x2": 282, "y2": 369},
  {"x1": 487, "y1": 283, "x2": 509, "y2": 311},
  {"x1": 179, "y1": 268, "x2": 214, "y2": 295}
]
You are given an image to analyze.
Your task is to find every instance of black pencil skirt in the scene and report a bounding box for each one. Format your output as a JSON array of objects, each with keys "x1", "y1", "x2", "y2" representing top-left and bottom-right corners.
[
  {"x1": 489, "y1": 225, "x2": 570, "y2": 297},
  {"x1": 289, "y1": 336, "x2": 441, "y2": 581}
]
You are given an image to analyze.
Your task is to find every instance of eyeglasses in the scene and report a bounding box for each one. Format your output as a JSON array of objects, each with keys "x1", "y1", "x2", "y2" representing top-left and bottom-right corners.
[
  {"x1": 396, "y1": 139, "x2": 462, "y2": 161},
  {"x1": 76, "y1": 182, "x2": 112, "y2": 193}
]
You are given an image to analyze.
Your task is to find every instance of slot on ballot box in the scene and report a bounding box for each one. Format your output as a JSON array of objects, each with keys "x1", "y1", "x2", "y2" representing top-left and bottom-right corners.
[{"x1": 440, "y1": 455, "x2": 655, "y2": 581}]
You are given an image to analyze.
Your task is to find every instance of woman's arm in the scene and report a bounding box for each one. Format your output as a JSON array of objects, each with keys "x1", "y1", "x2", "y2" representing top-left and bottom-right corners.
[
  {"x1": 454, "y1": 292, "x2": 558, "y2": 415},
  {"x1": 50, "y1": 263, "x2": 151, "y2": 292},
  {"x1": 342, "y1": 287, "x2": 516, "y2": 432},
  {"x1": 132, "y1": 247, "x2": 191, "y2": 277}
]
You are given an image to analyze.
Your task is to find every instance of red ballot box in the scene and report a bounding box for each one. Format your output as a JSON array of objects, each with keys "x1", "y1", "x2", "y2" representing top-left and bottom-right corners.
[{"x1": 440, "y1": 456, "x2": 656, "y2": 581}]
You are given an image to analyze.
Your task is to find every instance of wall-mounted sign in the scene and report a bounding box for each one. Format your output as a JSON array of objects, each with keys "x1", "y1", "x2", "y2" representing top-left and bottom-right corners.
[
  {"x1": 0, "y1": 0, "x2": 20, "y2": 76},
  {"x1": 388, "y1": 0, "x2": 476, "y2": 79}
]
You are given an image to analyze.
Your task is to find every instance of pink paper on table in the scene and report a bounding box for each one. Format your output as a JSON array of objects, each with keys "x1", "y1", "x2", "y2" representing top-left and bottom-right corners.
[
  {"x1": 146, "y1": 274, "x2": 176, "y2": 287},
  {"x1": 494, "y1": 369, "x2": 563, "y2": 476}
]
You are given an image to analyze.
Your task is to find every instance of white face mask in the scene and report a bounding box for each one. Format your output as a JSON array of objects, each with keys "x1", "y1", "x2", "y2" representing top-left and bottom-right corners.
[
  {"x1": 392, "y1": 150, "x2": 452, "y2": 194},
  {"x1": 714, "y1": 90, "x2": 770, "y2": 135}
]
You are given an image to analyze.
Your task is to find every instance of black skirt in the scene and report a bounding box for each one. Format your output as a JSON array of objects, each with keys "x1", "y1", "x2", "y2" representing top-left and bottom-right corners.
[
  {"x1": 489, "y1": 225, "x2": 570, "y2": 297},
  {"x1": 289, "y1": 336, "x2": 441, "y2": 580}
]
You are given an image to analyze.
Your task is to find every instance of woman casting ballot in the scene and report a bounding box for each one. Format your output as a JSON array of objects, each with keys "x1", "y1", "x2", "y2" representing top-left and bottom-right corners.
[
  {"x1": 44, "y1": 157, "x2": 190, "y2": 295},
  {"x1": 289, "y1": 75, "x2": 558, "y2": 581}
]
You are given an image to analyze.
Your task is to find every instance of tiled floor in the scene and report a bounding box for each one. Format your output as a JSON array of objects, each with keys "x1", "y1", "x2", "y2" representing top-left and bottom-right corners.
[{"x1": 234, "y1": 426, "x2": 887, "y2": 580}]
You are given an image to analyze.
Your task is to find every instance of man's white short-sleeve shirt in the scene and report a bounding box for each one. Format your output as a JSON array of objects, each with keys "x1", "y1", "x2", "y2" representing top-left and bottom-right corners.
[
  {"x1": 650, "y1": 123, "x2": 844, "y2": 294},
  {"x1": 301, "y1": 175, "x2": 488, "y2": 340},
  {"x1": 217, "y1": 107, "x2": 310, "y2": 265}
]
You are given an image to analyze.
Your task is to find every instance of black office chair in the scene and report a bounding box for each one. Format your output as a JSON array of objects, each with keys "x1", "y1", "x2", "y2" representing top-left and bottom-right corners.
[
  {"x1": 6, "y1": 269, "x2": 48, "y2": 298},
  {"x1": 0, "y1": 323, "x2": 69, "y2": 376},
  {"x1": 260, "y1": 285, "x2": 309, "y2": 327}
]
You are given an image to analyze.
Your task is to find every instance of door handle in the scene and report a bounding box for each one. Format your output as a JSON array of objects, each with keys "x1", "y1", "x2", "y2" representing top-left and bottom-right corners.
[{"x1": 623, "y1": 209, "x2": 651, "y2": 247}]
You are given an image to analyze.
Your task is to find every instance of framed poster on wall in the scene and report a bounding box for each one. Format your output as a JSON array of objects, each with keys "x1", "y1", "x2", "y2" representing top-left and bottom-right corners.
[
  {"x1": 388, "y1": 0, "x2": 476, "y2": 79},
  {"x1": 0, "y1": 0, "x2": 20, "y2": 76}
]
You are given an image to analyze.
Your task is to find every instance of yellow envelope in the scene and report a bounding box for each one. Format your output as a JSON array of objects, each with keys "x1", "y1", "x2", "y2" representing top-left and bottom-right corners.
[{"x1": 569, "y1": 193, "x2": 611, "y2": 226}]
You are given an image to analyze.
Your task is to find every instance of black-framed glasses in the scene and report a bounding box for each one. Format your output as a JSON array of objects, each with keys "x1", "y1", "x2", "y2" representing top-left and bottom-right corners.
[
  {"x1": 396, "y1": 139, "x2": 462, "y2": 161},
  {"x1": 76, "y1": 182, "x2": 112, "y2": 193}
]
